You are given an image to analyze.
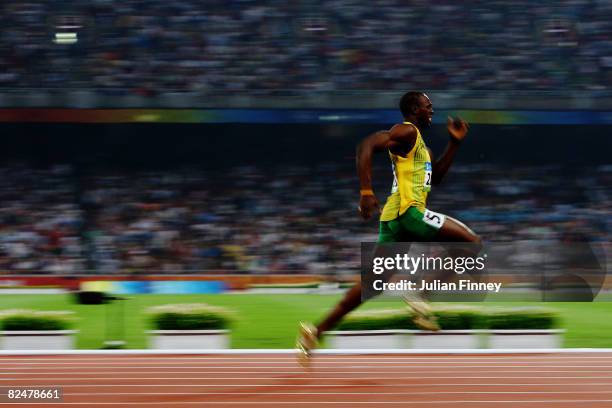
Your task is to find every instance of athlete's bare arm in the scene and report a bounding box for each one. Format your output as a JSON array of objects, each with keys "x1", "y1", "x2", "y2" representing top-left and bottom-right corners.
[
  {"x1": 429, "y1": 116, "x2": 469, "y2": 185},
  {"x1": 356, "y1": 124, "x2": 417, "y2": 220}
]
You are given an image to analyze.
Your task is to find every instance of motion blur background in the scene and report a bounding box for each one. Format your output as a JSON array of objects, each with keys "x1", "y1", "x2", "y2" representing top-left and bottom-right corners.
[
  {"x1": 0, "y1": 0, "x2": 610, "y2": 280},
  {"x1": 0, "y1": 0, "x2": 611, "y2": 350}
]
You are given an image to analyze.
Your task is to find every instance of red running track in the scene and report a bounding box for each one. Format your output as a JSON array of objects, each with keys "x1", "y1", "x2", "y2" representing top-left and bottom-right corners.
[{"x1": 2, "y1": 353, "x2": 612, "y2": 407}]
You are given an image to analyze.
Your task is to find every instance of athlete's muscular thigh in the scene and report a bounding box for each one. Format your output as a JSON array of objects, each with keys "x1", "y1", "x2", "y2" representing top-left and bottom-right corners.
[{"x1": 436, "y1": 216, "x2": 480, "y2": 243}]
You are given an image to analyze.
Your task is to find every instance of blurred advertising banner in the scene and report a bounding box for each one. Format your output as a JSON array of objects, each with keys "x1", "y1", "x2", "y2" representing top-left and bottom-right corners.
[
  {"x1": 361, "y1": 241, "x2": 608, "y2": 302},
  {"x1": 80, "y1": 280, "x2": 227, "y2": 295},
  {"x1": 2, "y1": 108, "x2": 612, "y2": 124}
]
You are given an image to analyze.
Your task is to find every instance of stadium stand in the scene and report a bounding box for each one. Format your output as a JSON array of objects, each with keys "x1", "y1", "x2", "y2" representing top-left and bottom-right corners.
[
  {"x1": 0, "y1": 0, "x2": 611, "y2": 95},
  {"x1": 0, "y1": 162, "x2": 609, "y2": 275}
]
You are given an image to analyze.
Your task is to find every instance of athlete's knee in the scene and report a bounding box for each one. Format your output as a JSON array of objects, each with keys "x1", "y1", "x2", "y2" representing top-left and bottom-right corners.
[{"x1": 453, "y1": 217, "x2": 481, "y2": 247}]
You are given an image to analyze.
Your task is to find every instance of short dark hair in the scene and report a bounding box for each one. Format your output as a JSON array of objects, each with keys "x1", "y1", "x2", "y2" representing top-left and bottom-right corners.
[{"x1": 399, "y1": 91, "x2": 425, "y2": 118}]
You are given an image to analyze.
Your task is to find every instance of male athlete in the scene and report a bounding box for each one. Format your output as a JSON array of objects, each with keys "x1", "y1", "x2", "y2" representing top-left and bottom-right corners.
[{"x1": 297, "y1": 91, "x2": 482, "y2": 362}]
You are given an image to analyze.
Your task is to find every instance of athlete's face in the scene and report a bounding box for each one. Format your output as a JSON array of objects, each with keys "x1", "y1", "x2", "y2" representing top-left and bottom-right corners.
[{"x1": 415, "y1": 94, "x2": 434, "y2": 129}]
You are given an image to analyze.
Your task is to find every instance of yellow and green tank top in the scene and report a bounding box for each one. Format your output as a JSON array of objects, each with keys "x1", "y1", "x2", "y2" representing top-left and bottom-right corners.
[{"x1": 380, "y1": 122, "x2": 432, "y2": 221}]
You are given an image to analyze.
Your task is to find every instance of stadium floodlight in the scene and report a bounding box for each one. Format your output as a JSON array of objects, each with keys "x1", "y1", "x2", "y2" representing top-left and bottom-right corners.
[{"x1": 54, "y1": 32, "x2": 78, "y2": 45}]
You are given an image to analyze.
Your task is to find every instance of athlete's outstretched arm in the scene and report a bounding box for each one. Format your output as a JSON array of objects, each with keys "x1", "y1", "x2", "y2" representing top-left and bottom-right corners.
[
  {"x1": 430, "y1": 116, "x2": 469, "y2": 185},
  {"x1": 356, "y1": 125, "x2": 417, "y2": 219},
  {"x1": 356, "y1": 131, "x2": 389, "y2": 220}
]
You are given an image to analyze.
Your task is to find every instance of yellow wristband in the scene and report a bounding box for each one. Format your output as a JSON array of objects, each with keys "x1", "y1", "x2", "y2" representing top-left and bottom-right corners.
[{"x1": 360, "y1": 189, "x2": 374, "y2": 196}]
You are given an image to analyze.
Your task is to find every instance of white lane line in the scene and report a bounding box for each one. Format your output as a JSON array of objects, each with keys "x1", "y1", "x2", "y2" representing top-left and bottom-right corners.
[
  {"x1": 3, "y1": 365, "x2": 612, "y2": 370},
  {"x1": 16, "y1": 383, "x2": 612, "y2": 387},
  {"x1": 64, "y1": 391, "x2": 612, "y2": 396},
  {"x1": 2, "y1": 375, "x2": 609, "y2": 381},
  {"x1": 3, "y1": 376, "x2": 612, "y2": 381},
  {"x1": 5, "y1": 357, "x2": 612, "y2": 364},
  {"x1": 2, "y1": 368, "x2": 612, "y2": 375},
  {"x1": 3, "y1": 360, "x2": 612, "y2": 368},
  {"x1": 0, "y1": 360, "x2": 612, "y2": 370},
  {"x1": 4, "y1": 356, "x2": 612, "y2": 360},
  {"x1": 0, "y1": 367, "x2": 612, "y2": 379},
  {"x1": 0, "y1": 348, "x2": 611, "y2": 356},
  {"x1": 2, "y1": 399, "x2": 612, "y2": 404}
]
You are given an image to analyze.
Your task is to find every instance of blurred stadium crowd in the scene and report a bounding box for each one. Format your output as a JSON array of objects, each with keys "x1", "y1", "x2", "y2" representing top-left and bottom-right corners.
[
  {"x1": 0, "y1": 162, "x2": 609, "y2": 275},
  {"x1": 1, "y1": 0, "x2": 611, "y2": 94}
]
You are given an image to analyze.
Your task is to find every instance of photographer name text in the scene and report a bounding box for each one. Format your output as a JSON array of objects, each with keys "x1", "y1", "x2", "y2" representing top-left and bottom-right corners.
[{"x1": 373, "y1": 279, "x2": 502, "y2": 293}]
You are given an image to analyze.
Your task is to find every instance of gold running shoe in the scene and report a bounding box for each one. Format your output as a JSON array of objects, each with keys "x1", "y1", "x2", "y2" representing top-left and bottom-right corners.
[
  {"x1": 296, "y1": 322, "x2": 318, "y2": 367},
  {"x1": 403, "y1": 295, "x2": 440, "y2": 332}
]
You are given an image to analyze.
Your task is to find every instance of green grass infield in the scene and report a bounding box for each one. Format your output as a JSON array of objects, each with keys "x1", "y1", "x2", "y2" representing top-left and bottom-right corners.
[{"x1": 2, "y1": 293, "x2": 612, "y2": 349}]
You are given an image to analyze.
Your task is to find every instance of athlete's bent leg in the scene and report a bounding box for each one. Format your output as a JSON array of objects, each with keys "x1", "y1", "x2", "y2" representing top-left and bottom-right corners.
[
  {"x1": 315, "y1": 282, "x2": 361, "y2": 338},
  {"x1": 436, "y1": 215, "x2": 482, "y2": 245},
  {"x1": 312, "y1": 221, "x2": 399, "y2": 338},
  {"x1": 424, "y1": 216, "x2": 485, "y2": 299},
  {"x1": 297, "y1": 280, "x2": 363, "y2": 365},
  {"x1": 299, "y1": 267, "x2": 395, "y2": 363}
]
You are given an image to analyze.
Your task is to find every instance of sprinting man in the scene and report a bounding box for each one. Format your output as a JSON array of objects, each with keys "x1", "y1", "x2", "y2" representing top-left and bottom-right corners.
[{"x1": 297, "y1": 91, "x2": 482, "y2": 362}]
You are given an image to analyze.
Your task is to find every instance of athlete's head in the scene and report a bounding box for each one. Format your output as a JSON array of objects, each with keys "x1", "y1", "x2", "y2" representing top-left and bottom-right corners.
[{"x1": 399, "y1": 91, "x2": 434, "y2": 129}]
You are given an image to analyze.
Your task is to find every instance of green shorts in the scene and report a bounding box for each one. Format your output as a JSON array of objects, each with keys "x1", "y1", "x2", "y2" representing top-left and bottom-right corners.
[{"x1": 378, "y1": 207, "x2": 446, "y2": 243}]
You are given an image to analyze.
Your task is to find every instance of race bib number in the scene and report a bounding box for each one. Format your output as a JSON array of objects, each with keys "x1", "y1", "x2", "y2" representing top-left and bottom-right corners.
[
  {"x1": 423, "y1": 209, "x2": 446, "y2": 229},
  {"x1": 391, "y1": 163, "x2": 399, "y2": 193},
  {"x1": 423, "y1": 162, "x2": 432, "y2": 192}
]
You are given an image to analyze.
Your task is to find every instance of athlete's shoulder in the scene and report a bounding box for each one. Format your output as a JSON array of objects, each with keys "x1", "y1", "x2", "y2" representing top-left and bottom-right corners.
[{"x1": 388, "y1": 123, "x2": 418, "y2": 149}]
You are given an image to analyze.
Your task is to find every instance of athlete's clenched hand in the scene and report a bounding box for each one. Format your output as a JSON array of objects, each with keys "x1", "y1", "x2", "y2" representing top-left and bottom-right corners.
[
  {"x1": 447, "y1": 116, "x2": 469, "y2": 142},
  {"x1": 358, "y1": 194, "x2": 380, "y2": 220}
]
